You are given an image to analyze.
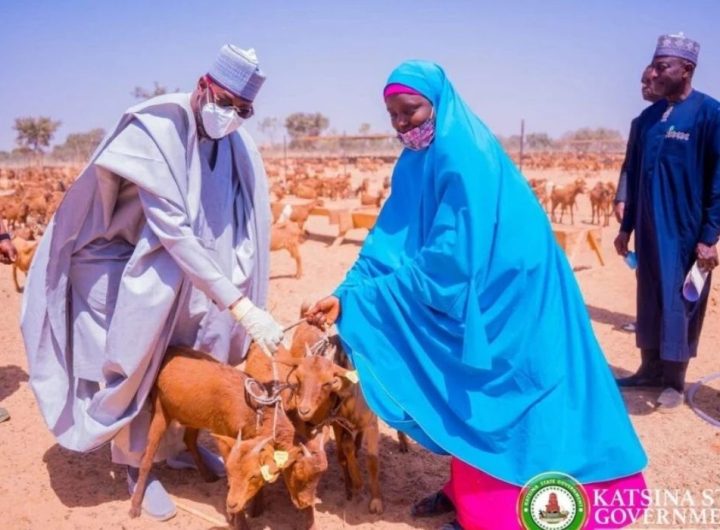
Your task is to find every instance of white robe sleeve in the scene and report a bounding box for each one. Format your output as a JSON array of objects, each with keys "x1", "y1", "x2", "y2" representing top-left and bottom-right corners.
[
  {"x1": 137, "y1": 189, "x2": 242, "y2": 308},
  {"x1": 95, "y1": 120, "x2": 242, "y2": 308}
]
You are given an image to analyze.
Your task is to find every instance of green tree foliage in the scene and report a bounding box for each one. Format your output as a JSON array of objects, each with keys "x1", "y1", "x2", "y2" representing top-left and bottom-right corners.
[
  {"x1": 13, "y1": 116, "x2": 62, "y2": 155},
  {"x1": 525, "y1": 132, "x2": 555, "y2": 150},
  {"x1": 284, "y1": 112, "x2": 330, "y2": 140},
  {"x1": 52, "y1": 128, "x2": 106, "y2": 162}
]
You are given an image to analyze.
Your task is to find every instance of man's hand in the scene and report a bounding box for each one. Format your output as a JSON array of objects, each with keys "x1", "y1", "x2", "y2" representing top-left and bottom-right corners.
[
  {"x1": 614, "y1": 202, "x2": 625, "y2": 224},
  {"x1": 696, "y1": 243, "x2": 719, "y2": 273},
  {"x1": 0, "y1": 239, "x2": 17, "y2": 265},
  {"x1": 614, "y1": 231, "x2": 630, "y2": 257},
  {"x1": 305, "y1": 296, "x2": 340, "y2": 327},
  {"x1": 230, "y1": 297, "x2": 284, "y2": 353}
]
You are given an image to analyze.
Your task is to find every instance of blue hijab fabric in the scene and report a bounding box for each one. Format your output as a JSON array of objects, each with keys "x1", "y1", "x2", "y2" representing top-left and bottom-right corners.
[{"x1": 334, "y1": 61, "x2": 646, "y2": 486}]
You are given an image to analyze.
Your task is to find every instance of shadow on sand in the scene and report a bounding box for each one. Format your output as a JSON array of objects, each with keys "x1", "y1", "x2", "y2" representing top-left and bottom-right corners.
[
  {"x1": 0, "y1": 364, "x2": 29, "y2": 402},
  {"x1": 43, "y1": 431, "x2": 451, "y2": 529}
]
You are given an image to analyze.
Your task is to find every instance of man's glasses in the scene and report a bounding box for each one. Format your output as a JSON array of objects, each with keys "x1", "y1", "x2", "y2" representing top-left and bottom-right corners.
[{"x1": 210, "y1": 87, "x2": 254, "y2": 119}]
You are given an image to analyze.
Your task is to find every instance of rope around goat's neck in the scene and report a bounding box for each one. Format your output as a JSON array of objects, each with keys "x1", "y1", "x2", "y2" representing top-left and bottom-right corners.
[
  {"x1": 253, "y1": 326, "x2": 331, "y2": 440},
  {"x1": 282, "y1": 318, "x2": 307, "y2": 333}
]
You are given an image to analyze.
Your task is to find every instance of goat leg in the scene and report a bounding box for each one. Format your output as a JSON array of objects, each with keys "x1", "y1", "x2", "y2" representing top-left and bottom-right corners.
[
  {"x1": 332, "y1": 424, "x2": 353, "y2": 500},
  {"x1": 397, "y1": 431, "x2": 409, "y2": 453},
  {"x1": 339, "y1": 433, "x2": 363, "y2": 500},
  {"x1": 12, "y1": 264, "x2": 21, "y2": 293},
  {"x1": 183, "y1": 427, "x2": 218, "y2": 482},
  {"x1": 365, "y1": 418, "x2": 383, "y2": 514},
  {"x1": 287, "y1": 243, "x2": 302, "y2": 279},
  {"x1": 129, "y1": 393, "x2": 169, "y2": 518},
  {"x1": 298, "y1": 506, "x2": 316, "y2": 530}
]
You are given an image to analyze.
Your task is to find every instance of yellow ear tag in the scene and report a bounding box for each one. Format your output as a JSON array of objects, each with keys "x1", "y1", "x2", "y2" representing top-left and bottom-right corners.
[
  {"x1": 273, "y1": 450, "x2": 289, "y2": 468},
  {"x1": 260, "y1": 464, "x2": 278, "y2": 483},
  {"x1": 344, "y1": 370, "x2": 359, "y2": 384}
]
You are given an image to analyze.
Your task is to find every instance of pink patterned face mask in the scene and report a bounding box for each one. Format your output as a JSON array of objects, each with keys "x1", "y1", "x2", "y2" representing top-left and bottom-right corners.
[{"x1": 397, "y1": 109, "x2": 435, "y2": 150}]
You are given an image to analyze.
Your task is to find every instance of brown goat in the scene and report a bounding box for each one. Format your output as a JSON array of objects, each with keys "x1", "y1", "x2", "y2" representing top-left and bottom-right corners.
[
  {"x1": 280, "y1": 336, "x2": 386, "y2": 513},
  {"x1": 129, "y1": 346, "x2": 298, "y2": 529},
  {"x1": 589, "y1": 182, "x2": 613, "y2": 226},
  {"x1": 360, "y1": 189, "x2": 386, "y2": 208},
  {"x1": 550, "y1": 178, "x2": 586, "y2": 224},
  {"x1": 11, "y1": 236, "x2": 38, "y2": 293},
  {"x1": 270, "y1": 222, "x2": 304, "y2": 279},
  {"x1": 244, "y1": 321, "x2": 333, "y2": 529}
]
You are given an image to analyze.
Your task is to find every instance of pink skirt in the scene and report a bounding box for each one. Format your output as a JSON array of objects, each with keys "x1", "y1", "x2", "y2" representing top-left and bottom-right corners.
[{"x1": 443, "y1": 458, "x2": 648, "y2": 530}]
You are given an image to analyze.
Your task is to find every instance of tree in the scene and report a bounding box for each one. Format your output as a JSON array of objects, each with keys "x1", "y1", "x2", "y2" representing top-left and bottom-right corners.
[
  {"x1": 132, "y1": 82, "x2": 178, "y2": 100},
  {"x1": 525, "y1": 132, "x2": 555, "y2": 150},
  {"x1": 52, "y1": 128, "x2": 106, "y2": 162},
  {"x1": 258, "y1": 116, "x2": 280, "y2": 147},
  {"x1": 498, "y1": 134, "x2": 522, "y2": 151},
  {"x1": 358, "y1": 123, "x2": 371, "y2": 135},
  {"x1": 284, "y1": 112, "x2": 330, "y2": 140},
  {"x1": 561, "y1": 127, "x2": 623, "y2": 152},
  {"x1": 13, "y1": 116, "x2": 62, "y2": 156}
]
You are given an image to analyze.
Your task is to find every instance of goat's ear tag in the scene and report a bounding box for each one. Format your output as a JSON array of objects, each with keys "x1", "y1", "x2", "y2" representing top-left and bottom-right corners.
[
  {"x1": 344, "y1": 370, "x2": 359, "y2": 384},
  {"x1": 260, "y1": 464, "x2": 278, "y2": 483},
  {"x1": 273, "y1": 450, "x2": 289, "y2": 468}
]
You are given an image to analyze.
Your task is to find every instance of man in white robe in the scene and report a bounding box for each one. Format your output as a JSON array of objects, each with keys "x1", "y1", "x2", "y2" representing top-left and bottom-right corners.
[{"x1": 21, "y1": 44, "x2": 282, "y2": 520}]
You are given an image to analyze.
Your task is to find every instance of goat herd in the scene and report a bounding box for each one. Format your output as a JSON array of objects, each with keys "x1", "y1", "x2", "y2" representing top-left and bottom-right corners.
[
  {"x1": 529, "y1": 177, "x2": 619, "y2": 227},
  {"x1": 0, "y1": 155, "x2": 625, "y2": 528},
  {"x1": 131, "y1": 311, "x2": 408, "y2": 530}
]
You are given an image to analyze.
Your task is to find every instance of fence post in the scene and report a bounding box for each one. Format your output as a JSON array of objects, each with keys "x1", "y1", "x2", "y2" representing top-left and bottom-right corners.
[
  {"x1": 283, "y1": 135, "x2": 287, "y2": 183},
  {"x1": 519, "y1": 118, "x2": 525, "y2": 173}
]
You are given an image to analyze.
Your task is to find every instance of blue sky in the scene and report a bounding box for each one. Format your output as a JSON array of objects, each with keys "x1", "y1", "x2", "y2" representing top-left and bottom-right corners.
[{"x1": 0, "y1": 0, "x2": 717, "y2": 150}]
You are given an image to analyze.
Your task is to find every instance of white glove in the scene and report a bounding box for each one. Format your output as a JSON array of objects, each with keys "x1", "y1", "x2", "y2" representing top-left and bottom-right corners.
[{"x1": 230, "y1": 297, "x2": 284, "y2": 353}]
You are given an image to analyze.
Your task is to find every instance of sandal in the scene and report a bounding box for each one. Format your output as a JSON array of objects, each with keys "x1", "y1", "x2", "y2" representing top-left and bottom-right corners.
[{"x1": 411, "y1": 490, "x2": 455, "y2": 518}]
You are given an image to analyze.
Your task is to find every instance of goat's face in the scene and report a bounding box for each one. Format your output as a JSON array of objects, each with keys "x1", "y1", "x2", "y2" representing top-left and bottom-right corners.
[
  {"x1": 282, "y1": 432, "x2": 328, "y2": 509},
  {"x1": 289, "y1": 320, "x2": 326, "y2": 357},
  {"x1": 283, "y1": 456, "x2": 327, "y2": 508},
  {"x1": 289, "y1": 356, "x2": 347, "y2": 423},
  {"x1": 213, "y1": 435, "x2": 291, "y2": 517}
]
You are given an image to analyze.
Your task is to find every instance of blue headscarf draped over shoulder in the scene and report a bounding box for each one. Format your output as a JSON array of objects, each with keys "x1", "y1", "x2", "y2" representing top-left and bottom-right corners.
[{"x1": 334, "y1": 61, "x2": 646, "y2": 486}]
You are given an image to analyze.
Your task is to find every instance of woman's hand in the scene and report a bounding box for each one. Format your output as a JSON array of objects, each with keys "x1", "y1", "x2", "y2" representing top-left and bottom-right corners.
[{"x1": 305, "y1": 295, "x2": 341, "y2": 327}]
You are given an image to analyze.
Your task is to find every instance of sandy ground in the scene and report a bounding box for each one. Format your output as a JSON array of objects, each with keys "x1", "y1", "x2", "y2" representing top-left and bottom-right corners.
[{"x1": 1, "y1": 172, "x2": 719, "y2": 530}]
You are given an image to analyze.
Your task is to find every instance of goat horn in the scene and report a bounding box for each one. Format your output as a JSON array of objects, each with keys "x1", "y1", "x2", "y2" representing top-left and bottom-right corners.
[
  {"x1": 324, "y1": 343, "x2": 337, "y2": 360},
  {"x1": 233, "y1": 430, "x2": 243, "y2": 450},
  {"x1": 250, "y1": 435, "x2": 275, "y2": 456},
  {"x1": 299, "y1": 443, "x2": 312, "y2": 458}
]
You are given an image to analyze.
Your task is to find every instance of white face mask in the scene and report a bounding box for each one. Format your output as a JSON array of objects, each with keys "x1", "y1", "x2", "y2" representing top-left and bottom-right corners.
[{"x1": 200, "y1": 89, "x2": 244, "y2": 139}]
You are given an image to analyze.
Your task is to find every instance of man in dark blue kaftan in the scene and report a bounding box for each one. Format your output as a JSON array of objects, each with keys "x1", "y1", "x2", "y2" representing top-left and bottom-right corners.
[{"x1": 615, "y1": 33, "x2": 720, "y2": 410}]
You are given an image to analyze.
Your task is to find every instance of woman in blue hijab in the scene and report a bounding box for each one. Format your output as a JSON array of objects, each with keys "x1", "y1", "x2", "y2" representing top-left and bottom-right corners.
[{"x1": 307, "y1": 61, "x2": 647, "y2": 530}]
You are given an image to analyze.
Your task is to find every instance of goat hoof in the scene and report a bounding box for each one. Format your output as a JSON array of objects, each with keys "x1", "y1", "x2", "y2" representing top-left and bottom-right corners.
[
  {"x1": 369, "y1": 497, "x2": 384, "y2": 514},
  {"x1": 129, "y1": 506, "x2": 141, "y2": 519}
]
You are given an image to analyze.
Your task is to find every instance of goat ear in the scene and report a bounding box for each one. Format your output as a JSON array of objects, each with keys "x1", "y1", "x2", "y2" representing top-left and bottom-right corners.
[
  {"x1": 343, "y1": 370, "x2": 359, "y2": 384},
  {"x1": 211, "y1": 433, "x2": 237, "y2": 460},
  {"x1": 300, "y1": 301, "x2": 310, "y2": 317},
  {"x1": 331, "y1": 375, "x2": 344, "y2": 392}
]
